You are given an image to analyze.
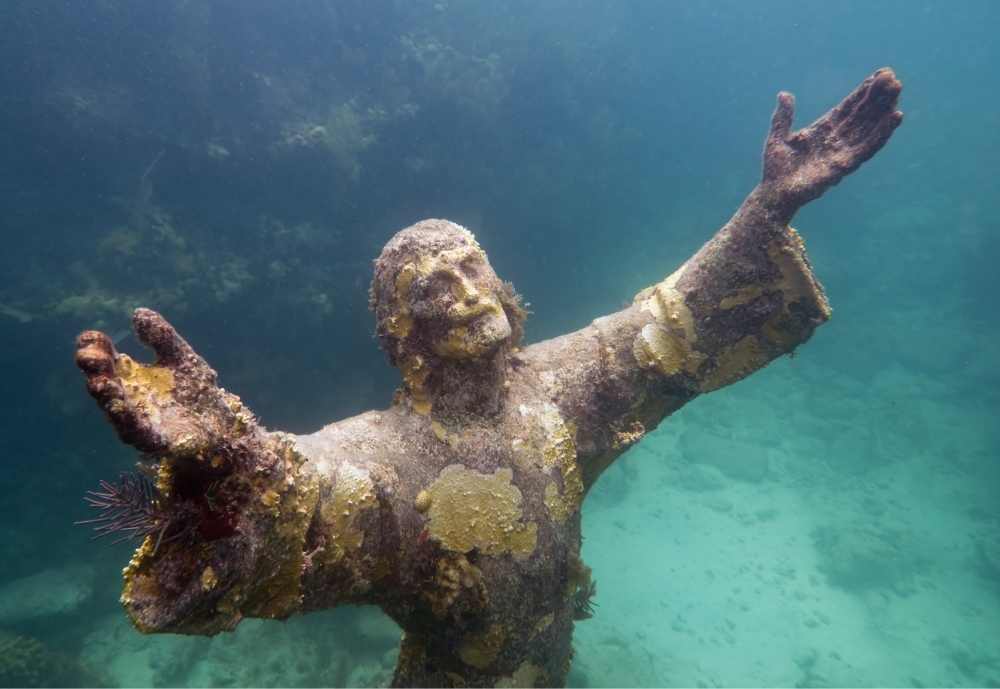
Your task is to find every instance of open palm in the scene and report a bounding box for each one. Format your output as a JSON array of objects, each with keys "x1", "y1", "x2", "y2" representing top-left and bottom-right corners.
[
  {"x1": 75, "y1": 308, "x2": 245, "y2": 459},
  {"x1": 762, "y1": 67, "x2": 903, "y2": 210}
]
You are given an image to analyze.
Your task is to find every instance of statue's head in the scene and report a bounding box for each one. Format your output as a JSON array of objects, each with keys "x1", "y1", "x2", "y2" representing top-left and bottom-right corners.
[{"x1": 371, "y1": 219, "x2": 526, "y2": 369}]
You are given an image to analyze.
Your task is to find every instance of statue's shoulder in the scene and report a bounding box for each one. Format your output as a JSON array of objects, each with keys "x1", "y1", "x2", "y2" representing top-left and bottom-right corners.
[{"x1": 290, "y1": 407, "x2": 414, "y2": 464}]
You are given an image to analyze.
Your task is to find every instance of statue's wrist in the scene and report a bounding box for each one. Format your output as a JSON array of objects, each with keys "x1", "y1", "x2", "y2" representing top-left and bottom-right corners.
[
  {"x1": 232, "y1": 434, "x2": 321, "y2": 620},
  {"x1": 120, "y1": 432, "x2": 319, "y2": 634}
]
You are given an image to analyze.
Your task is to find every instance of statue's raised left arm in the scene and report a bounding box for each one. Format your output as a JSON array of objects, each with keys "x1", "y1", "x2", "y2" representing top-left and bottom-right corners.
[{"x1": 520, "y1": 68, "x2": 903, "y2": 489}]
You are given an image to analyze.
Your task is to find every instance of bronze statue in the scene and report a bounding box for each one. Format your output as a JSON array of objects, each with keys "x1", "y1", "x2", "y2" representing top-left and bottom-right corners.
[{"x1": 75, "y1": 68, "x2": 903, "y2": 687}]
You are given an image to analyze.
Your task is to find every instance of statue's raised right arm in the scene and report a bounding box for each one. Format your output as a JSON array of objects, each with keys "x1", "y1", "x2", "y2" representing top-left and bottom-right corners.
[{"x1": 521, "y1": 68, "x2": 903, "y2": 488}]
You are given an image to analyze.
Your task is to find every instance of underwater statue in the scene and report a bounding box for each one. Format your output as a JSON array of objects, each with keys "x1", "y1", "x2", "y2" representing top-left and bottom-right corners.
[{"x1": 75, "y1": 68, "x2": 903, "y2": 687}]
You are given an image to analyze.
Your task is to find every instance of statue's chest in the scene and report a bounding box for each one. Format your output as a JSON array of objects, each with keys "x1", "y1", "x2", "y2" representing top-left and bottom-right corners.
[
  {"x1": 411, "y1": 403, "x2": 584, "y2": 616},
  {"x1": 423, "y1": 399, "x2": 584, "y2": 531},
  {"x1": 506, "y1": 401, "x2": 583, "y2": 519}
]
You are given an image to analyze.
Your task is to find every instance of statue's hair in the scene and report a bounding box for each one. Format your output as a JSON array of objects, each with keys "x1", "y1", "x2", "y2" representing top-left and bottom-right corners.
[{"x1": 369, "y1": 219, "x2": 526, "y2": 364}]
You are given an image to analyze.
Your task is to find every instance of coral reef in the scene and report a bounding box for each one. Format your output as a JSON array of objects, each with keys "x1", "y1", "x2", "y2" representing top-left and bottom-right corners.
[
  {"x1": 276, "y1": 100, "x2": 383, "y2": 181},
  {"x1": 399, "y1": 33, "x2": 509, "y2": 116},
  {"x1": 0, "y1": 631, "x2": 108, "y2": 687}
]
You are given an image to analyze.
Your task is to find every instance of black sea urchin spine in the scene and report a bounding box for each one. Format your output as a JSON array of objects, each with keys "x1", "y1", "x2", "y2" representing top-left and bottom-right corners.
[{"x1": 76, "y1": 471, "x2": 174, "y2": 552}]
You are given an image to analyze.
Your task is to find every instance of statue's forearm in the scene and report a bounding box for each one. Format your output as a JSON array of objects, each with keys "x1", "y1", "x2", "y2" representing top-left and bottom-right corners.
[
  {"x1": 631, "y1": 66, "x2": 904, "y2": 394},
  {"x1": 637, "y1": 184, "x2": 831, "y2": 393},
  {"x1": 290, "y1": 430, "x2": 400, "y2": 613},
  {"x1": 526, "y1": 187, "x2": 829, "y2": 488},
  {"x1": 116, "y1": 427, "x2": 321, "y2": 634},
  {"x1": 118, "y1": 426, "x2": 400, "y2": 634}
]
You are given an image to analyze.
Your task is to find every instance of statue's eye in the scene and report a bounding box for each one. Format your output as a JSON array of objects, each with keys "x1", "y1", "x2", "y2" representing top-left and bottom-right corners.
[
  {"x1": 449, "y1": 281, "x2": 467, "y2": 300},
  {"x1": 460, "y1": 257, "x2": 482, "y2": 279},
  {"x1": 423, "y1": 273, "x2": 456, "y2": 301}
]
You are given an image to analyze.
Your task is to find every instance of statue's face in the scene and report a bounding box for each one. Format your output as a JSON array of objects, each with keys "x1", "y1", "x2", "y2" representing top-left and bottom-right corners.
[{"x1": 391, "y1": 242, "x2": 512, "y2": 360}]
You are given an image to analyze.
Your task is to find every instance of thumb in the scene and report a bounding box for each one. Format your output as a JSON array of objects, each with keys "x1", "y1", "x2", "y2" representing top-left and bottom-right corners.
[{"x1": 769, "y1": 91, "x2": 795, "y2": 141}]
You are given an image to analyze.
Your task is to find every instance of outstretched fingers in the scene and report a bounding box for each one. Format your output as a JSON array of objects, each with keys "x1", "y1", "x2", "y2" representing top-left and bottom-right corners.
[
  {"x1": 826, "y1": 68, "x2": 903, "y2": 149},
  {"x1": 75, "y1": 330, "x2": 123, "y2": 403},
  {"x1": 763, "y1": 91, "x2": 802, "y2": 183},
  {"x1": 851, "y1": 106, "x2": 904, "y2": 168},
  {"x1": 133, "y1": 308, "x2": 218, "y2": 390},
  {"x1": 76, "y1": 330, "x2": 116, "y2": 377},
  {"x1": 761, "y1": 67, "x2": 903, "y2": 211},
  {"x1": 134, "y1": 309, "x2": 204, "y2": 369},
  {"x1": 76, "y1": 309, "x2": 233, "y2": 458},
  {"x1": 75, "y1": 330, "x2": 168, "y2": 452},
  {"x1": 867, "y1": 68, "x2": 903, "y2": 111},
  {"x1": 768, "y1": 91, "x2": 796, "y2": 142},
  {"x1": 834, "y1": 68, "x2": 902, "y2": 126}
]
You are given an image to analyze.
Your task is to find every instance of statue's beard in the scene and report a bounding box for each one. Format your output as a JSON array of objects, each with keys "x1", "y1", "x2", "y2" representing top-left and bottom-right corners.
[
  {"x1": 467, "y1": 311, "x2": 512, "y2": 354},
  {"x1": 430, "y1": 310, "x2": 512, "y2": 360}
]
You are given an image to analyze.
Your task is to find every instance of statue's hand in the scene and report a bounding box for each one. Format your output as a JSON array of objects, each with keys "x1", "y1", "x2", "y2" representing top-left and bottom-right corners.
[
  {"x1": 76, "y1": 309, "x2": 314, "y2": 634},
  {"x1": 75, "y1": 308, "x2": 247, "y2": 458},
  {"x1": 762, "y1": 67, "x2": 903, "y2": 211}
]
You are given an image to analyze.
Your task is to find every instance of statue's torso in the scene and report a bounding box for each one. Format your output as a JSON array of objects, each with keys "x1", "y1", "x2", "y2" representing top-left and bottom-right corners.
[{"x1": 291, "y1": 377, "x2": 586, "y2": 656}]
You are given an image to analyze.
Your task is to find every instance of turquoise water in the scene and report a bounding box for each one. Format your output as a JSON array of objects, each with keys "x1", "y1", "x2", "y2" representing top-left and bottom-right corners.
[{"x1": 1, "y1": 1, "x2": 997, "y2": 686}]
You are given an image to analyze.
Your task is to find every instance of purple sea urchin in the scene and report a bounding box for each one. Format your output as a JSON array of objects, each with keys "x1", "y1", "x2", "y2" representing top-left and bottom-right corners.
[{"x1": 76, "y1": 471, "x2": 178, "y2": 553}]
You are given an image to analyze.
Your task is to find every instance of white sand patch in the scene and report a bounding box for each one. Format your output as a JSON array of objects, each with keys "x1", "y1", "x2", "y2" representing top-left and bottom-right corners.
[{"x1": 576, "y1": 357, "x2": 1000, "y2": 687}]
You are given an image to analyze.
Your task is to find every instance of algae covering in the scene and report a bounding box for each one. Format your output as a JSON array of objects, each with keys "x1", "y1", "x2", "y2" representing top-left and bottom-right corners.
[
  {"x1": 318, "y1": 463, "x2": 378, "y2": 564},
  {"x1": 423, "y1": 465, "x2": 537, "y2": 558},
  {"x1": 633, "y1": 269, "x2": 705, "y2": 378}
]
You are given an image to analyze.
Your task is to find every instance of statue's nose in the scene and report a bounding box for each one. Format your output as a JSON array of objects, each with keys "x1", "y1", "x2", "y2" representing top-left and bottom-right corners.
[{"x1": 458, "y1": 276, "x2": 480, "y2": 305}]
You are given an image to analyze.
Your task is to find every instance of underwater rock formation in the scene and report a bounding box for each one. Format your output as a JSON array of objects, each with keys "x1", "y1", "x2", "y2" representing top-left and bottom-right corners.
[
  {"x1": 0, "y1": 630, "x2": 108, "y2": 688},
  {"x1": 0, "y1": 565, "x2": 96, "y2": 624},
  {"x1": 74, "y1": 69, "x2": 902, "y2": 687}
]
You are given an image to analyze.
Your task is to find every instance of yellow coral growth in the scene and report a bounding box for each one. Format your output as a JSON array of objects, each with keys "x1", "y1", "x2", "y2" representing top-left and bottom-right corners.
[
  {"x1": 319, "y1": 463, "x2": 377, "y2": 564},
  {"x1": 458, "y1": 623, "x2": 506, "y2": 669},
  {"x1": 114, "y1": 354, "x2": 175, "y2": 401},
  {"x1": 424, "y1": 465, "x2": 537, "y2": 557},
  {"x1": 633, "y1": 268, "x2": 705, "y2": 377}
]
